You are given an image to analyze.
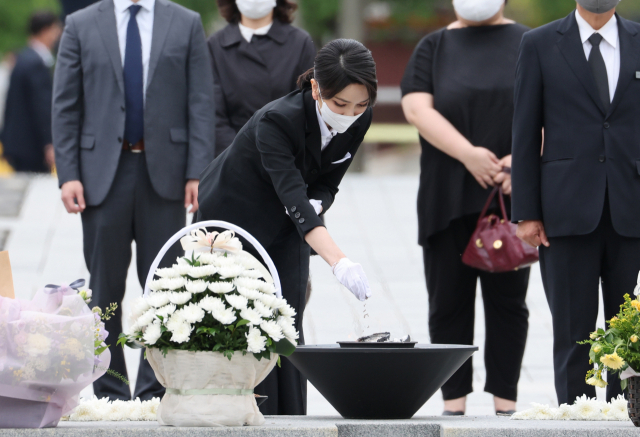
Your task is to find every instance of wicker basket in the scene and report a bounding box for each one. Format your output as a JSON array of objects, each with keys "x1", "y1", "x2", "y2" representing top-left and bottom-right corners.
[{"x1": 627, "y1": 376, "x2": 640, "y2": 426}]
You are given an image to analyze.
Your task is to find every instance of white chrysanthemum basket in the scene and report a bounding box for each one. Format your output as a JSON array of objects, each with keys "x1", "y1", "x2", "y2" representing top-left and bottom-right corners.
[{"x1": 142, "y1": 221, "x2": 281, "y2": 427}]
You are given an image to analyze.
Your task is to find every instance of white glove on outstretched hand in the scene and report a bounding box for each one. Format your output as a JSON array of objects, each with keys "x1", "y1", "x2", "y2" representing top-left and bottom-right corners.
[{"x1": 333, "y1": 258, "x2": 372, "y2": 301}]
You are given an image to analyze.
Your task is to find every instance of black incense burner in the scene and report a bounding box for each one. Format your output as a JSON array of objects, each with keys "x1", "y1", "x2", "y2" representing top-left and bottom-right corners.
[{"x1": 288, "y1": 344, "x2": 477, "y2": 419}]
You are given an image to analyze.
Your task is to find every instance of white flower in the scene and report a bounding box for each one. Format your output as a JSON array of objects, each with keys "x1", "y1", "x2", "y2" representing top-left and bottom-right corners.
[
  {"x1": 185, "y1": 280, "x2": 208, "y2": 294},
  {"x1": 241, "y1": 269, "x2": 263, "y2": 279},
  {"x1": 226, "y1": 294, "x2": 248, "y2": 310},
  {"x1": 137, "y1": 308, "x2": 157, "y2": 327},
  {"x1": 212, "y1": 307, "x2": 237, "y2": 325},
  {"x1": 155, "y1": 304, "x2": 176, "y2": 319},
  {"x1": 253, "y1": 300, "x2": 273, "y2": 318},
  {"x1": 24, "y1": 333, "x2": 52, "y2": 357},
  {"x1": 141, "y1": 398, "x2": 160, "y2": 421},
  {"x1": 277, "y1": 316, "x2": 298, "y2": 342},
  {"x1": 237, "y1": 286, "x2": 263, "y2": 301},
  {"x1": 181, "y1": 303, "x2": 205, "y2": 323},
  {"x1": 199, "y1": 296, "x2": 225, "y2": 312},
  {"x1": 235, "y1": 277, "x2": 266, "y2": 290},
  {"x1": 260, "y1": 320, "x2": 284, "y2": 341},
  {"x1": 208, "y1": 281, "x2": 235, "y2": 294},
  {"x1": 258, "y1": 294, "x2": 278, "y2": 308},
  {"x1": 147, "y1": 291, "x2": 170, "y2": 308},
  {"x1": 217, "y1": 265, "x2": 245, "y2": 278},
  {"x1": 272, "y1": 297, "x2": 288, "y2": 310},
  {"x1": 197, "y1": 253, "x2": 218, "y2": 265},
  {"x1": 168, "y1": 291, "x2": 192, "y2": 305},
  {"x1": 278, "y1": 304, "x2": 296, "y2": 318},
  {"x1": 246, "y1": 327, "x2": 266, "y2": 353},
  {"x1": 609, "y1": 395, "x2": 629, "y2": 421},
  {"x1": 573, "y1": 395, "x2": 604, "y2": 420},
  {"x1": 143, "y1": 322, "x2": 162, "y2": 345},
  {"x1": 554, "y1": 403, "x2": 573, "y2": 420},
  {"x1": 259, "y1": 282, "x2": 276, "y2": 295},
  {"x1": 165, "y1": 277, "x2": 187, "y2": 290},
  {"x1": 188, "y1": 265, "x2": 218, "y2": 278},
  {"x1": 240, "y1": 307, "x2": 263, "y2": 325},
  {"x1": 148, "y1": 278, "x2": 166, "y2": 292},
  {"x1": 155, "y1": 267, "x2": 179, "y2": 278},
  {"x1": 174, "y1": 263, "x2": 193, "y2": 276},
  {"x1": 212, "y1": 256, "x2": 238, "y2": 267},
  {"x1": 107, "y1": 399, "x2": 130, "y2": 421},
  {"x1": 166, "y1": 312, "x2": 186, "y2": 332},
  {"x1": 130, "y1": 297, "x2": 151, "y2": 323},
  {"x1": 127, "y1": 321, "x2": 141, "y2": 335},
  {"x1": 170, "y1": 322, "x2": 192, "y2": 343}
]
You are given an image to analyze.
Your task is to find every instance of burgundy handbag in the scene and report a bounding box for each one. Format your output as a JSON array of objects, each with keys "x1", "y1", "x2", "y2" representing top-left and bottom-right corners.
[{"x1": 461, "y1": 186, "x2": 539, "y2": 273}]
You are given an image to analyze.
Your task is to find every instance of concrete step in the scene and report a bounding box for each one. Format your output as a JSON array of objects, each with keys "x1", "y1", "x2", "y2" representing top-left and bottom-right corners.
[{"x1": 0, "y1": 416, "x2": 635, "y2": 436}]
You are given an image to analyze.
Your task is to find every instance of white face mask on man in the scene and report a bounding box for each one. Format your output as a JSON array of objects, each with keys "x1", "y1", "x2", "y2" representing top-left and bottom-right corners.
[
  {"x1": 316, "y1": 83, "x2": 364, "y2": 134},
  {"x1": 452, "y1": 0, "x2": 504, "y2": 22},
  {"x1": 235, "y1": 0, "x2": 276, "y2": 20}
]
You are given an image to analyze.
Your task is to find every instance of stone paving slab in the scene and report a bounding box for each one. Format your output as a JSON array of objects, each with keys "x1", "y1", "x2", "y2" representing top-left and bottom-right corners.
[{"x1": 0, "y1": 417, "x2": 635, "y2": 437}]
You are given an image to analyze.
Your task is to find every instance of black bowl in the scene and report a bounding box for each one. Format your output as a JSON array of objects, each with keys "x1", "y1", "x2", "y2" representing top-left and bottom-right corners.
[{"x1": 288, "y1": 344, "x2": 477, "y2": 420}]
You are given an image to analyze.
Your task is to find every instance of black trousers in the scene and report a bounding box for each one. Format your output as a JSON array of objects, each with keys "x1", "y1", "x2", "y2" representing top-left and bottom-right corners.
[
  {"x1": 423, "y1": 213, "x2": 530, "y2": 401},
  {"x1": 241, "y1": 222, "x2": 310, "y2": 416},
  {"x1": 82, "y1": 152, "x2": 185, "y2": 401},
  {"x1": 540, "y1": 196, "x2": 640, "y2": 405}
]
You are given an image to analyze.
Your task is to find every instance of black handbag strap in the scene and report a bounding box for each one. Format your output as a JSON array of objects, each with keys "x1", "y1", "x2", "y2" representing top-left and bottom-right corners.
[{"x1": 476, "y1": 186, "x2": 509, "y2": 225}]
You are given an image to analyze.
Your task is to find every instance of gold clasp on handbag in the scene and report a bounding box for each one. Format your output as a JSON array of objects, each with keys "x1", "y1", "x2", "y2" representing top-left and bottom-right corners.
[
  {"x1": 493, "y1": 240, "x2": 503, "y2": 250},
  {"x1": 476, "y1": 239, "x2": 483, "y2": 248}
]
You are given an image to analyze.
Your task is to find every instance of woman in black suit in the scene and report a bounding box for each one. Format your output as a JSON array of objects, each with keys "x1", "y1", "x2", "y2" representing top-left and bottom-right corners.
[
  {"x1": 198, "y1": 39, "x2": 377, "y2": 415},
  {"x1": 208, "y1": 0, "x2": 316, "y2": 157}
]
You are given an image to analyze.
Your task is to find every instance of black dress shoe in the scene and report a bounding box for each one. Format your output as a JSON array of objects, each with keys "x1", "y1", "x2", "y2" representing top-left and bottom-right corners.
[
  {"x1": 496, "y1": 410, "x2": 516, "y2": 416},
  {"x1": 442, "y1": 410, "x2": 465, "y2": 416}
]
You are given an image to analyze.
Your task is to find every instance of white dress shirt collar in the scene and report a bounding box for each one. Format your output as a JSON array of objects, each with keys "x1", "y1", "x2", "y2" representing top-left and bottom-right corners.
[
  {"x1": 29, "y1": 40, "x2": 54, "y2": 68},
  {"x1": 315, "y1": 101, "x2": 338, "y2": 151},
  {"x1": 238, "y1": 22, "x2": 273, "y2": 43},
  {"x1": 575, "y1": 9, "x2": 618, "y2": 48},
  {"x1": 114, "y1": 0, "x2": 155, "y2": 15}
]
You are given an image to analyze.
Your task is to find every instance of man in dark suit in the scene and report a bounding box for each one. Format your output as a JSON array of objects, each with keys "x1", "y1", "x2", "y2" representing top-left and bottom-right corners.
[
  {"x1": 1, "y1": 12, "x2": 61, "y2": 173},
  {"x1": 53, "y1": 0, "x2": 214, "y2": 400},
  {"x1": 512, "y1": 0, "x2": 640, "y2": 405}
]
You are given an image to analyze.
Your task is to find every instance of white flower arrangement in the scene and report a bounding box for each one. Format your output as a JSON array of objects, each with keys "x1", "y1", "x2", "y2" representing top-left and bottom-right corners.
[
  {"x1": 511, "y1": 395, "x2": 629, "y2": 421},
  {"x1": 119, "y1": 235, "x2": 298, "y2": 361},
  {"x1": 64, "y1": 397, "x2": 160, "y2": 421}
]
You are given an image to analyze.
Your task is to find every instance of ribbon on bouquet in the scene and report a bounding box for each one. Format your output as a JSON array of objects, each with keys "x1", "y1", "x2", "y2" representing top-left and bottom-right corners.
[
  {"x1": 166, "y1": 388, "x2": 254, "y2": 396},
  {"x1": 180, "y1": 229, "x2": 243, "y2": 254},
  {"x1": 43, "y1": 279, "x2": 86, "y2": 295}
]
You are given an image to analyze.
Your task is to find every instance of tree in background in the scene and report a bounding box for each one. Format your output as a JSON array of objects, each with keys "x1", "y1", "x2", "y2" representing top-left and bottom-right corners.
[{"x1": 0, "y1": 0, "x2": 59, "y2": 55}]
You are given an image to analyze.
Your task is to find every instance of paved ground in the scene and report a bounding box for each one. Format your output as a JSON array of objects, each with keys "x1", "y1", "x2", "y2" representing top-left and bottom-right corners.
[{"x1": 0, "y1": 174, "x2": 610, "y2": 416}]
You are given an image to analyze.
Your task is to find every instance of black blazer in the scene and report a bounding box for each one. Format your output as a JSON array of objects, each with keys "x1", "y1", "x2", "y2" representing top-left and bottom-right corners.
[
  {"x1": 1, "y1": 47, "x2": 53, "y2": 173},
  {"x1": 512, "y1": 12, "x2": 640, "y2": 238},
  {"x1": 207, "y1": 20, "x2": 315, "y2": 157},
  {"x1": 198, "y1": 89, "x2": 372, "y2": 246}
]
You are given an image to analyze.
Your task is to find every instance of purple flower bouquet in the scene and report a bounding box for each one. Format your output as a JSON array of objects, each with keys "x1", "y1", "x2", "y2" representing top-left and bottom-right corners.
[{"x1": 0, "y1": 282, "x2": 111, "y2": 428}]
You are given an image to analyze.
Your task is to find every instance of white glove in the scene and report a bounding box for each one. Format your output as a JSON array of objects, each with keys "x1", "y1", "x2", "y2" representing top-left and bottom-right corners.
[{"x1": 333, "y1": 258, "x2": 372, "y2": 301}]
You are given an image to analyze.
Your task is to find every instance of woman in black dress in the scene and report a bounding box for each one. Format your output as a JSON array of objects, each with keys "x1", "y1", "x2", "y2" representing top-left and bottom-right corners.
[
  {"x1": 401, "y1": 0, "x2": 530, "y2": 416},
  {"x1": 198, "y1": 39, "x2": 377, "y2": 415},
  {"x1": 208, "y1": 0, "x2": 316, "y2": 157}
]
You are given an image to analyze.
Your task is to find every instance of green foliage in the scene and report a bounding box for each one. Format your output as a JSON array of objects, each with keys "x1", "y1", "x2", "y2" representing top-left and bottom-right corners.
[
  {"x1": 579, "y1": 294, "x2": 640, "y2": 389},
  {"x1": 173, "y1": 0, "x2": 218, "y2": 31},
  {"x1": 0, "y1": 0, "x2": 60, "y2": 55},
  {"x1": 298, "y1": 0, "x2": 340, "y2": 43}
]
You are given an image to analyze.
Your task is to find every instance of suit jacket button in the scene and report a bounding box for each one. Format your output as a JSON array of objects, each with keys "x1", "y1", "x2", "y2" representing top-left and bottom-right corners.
[
  {"x1": 295, "y1": 212, "x2": 301, "y2": 218},
  {"x1": 599, "y1": 155, "x2": 606, "y2": 163},
  {"x1": 299, "y1": 218, "x2": 305, "y2": 224},
  {"x1": 291, "y1": 206, "x2": 297, "y2": 212},
  {"x1": 121, "y1": 106, "x2": 125, "y2": 112},
  {"x1": 118, "y1": 137, "x2": 123, "y2": 142},
  {"x1": 311, "y1": 169, "x2": 318, "y2": 175},
  {"x1": 604, "y1": 122, "x2": 610, "y2": 129}
]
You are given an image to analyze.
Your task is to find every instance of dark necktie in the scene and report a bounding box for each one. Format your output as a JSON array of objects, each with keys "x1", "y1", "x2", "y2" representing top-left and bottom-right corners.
[
  {"x1": 123, "y1": 5, "x2": 144, "y2": 145},
  {"x1": 588, "y1": 33, "x2": 610, "y2": 112}
]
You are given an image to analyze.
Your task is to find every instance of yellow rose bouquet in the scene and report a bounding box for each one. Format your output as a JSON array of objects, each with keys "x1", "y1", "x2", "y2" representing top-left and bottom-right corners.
[{"x1": 580, "y1": 291, "x2": 640, "y2": 390}]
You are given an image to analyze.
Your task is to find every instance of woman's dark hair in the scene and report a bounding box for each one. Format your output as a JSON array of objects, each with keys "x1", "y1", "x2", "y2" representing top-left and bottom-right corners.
[
  {"x1": 29, "y1": 11, "x2": 58, "y2": 36},
  {"x1": 297, "y1": 39, "x2": 378, "y2": 106},
  {"x1": 217, "y1": 0, "x2": 297, "y2": 24}
]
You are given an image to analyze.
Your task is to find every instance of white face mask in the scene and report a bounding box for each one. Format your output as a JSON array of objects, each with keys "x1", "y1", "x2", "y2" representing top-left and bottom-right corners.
[
  {"x1": 317, "y1": 84, "x2": 364, "y2": 134},
  {"x1": 452, "y1": 0, "x2": 504, "y2": 22},
  {"x1": 236, "y1": 0, "x2": 276, "y2": 20}
]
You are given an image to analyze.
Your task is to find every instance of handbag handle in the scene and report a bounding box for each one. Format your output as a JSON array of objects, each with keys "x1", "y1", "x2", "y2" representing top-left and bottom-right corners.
[
  {"x1": 476, "y1": 186, "x2": 509, "y2": 225},
  {"x1": 143, "y1": 220, "x2": 282, "y2": 298}
]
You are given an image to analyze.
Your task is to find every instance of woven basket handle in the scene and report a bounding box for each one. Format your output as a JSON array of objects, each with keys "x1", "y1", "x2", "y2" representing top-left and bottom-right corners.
[{"x1": 143, "y1": 220, "x2": 281, "y2": 298}]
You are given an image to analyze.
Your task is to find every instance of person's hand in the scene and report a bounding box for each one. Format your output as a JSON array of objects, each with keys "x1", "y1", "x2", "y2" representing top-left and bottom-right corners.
[
  {"x1": 185, "y1": 179, "x2": 199, "y2": 213},
  {"x1": 516, "y1": 220, "x2": 550, "y2": 248},
  {"x1": 493, "y1": 155, "x2": 513, "y2": 195},
  {"x1": 44, "y1": 144, "x2": 55, "y2": 171},
  {"x1": 61, "y1": 180, "x2": 85, "y2": 214},
  {"x1": 332, "y1": 258, "x2": 372, "y2": 301},
  {"x1": 460, "y1": 146, "x2": 502, "y2": 189}
]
